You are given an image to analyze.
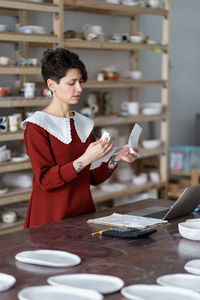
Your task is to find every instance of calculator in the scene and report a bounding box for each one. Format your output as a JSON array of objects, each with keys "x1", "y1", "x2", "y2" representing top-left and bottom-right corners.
[{"x1": 102, "y1": 227, "x2": 157, "y2": 239}]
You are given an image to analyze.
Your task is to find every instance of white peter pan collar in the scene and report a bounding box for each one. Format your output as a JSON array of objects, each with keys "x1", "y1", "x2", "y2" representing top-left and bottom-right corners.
[{"x1": 21, "y1": 111, "x2": 94, "y2": 144}]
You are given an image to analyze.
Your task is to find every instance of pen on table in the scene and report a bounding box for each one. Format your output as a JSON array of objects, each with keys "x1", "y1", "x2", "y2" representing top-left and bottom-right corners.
[{"x1": 91, "y1": 228, "x2": 114, "y2": 236}]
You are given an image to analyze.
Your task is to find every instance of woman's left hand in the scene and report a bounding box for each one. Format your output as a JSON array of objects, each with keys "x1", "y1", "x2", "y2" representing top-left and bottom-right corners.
[{"x1": 115, "y1": 144, "x2": 139, "y2": 163}]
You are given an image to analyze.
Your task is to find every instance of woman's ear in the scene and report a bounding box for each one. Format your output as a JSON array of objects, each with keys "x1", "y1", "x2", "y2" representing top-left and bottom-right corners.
[{"x1": 47, "y1": 79, "x2": 56, "y2": 93}]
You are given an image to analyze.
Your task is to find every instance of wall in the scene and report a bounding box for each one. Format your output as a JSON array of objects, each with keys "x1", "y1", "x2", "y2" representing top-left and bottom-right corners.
[{"x1": 169, "y1": 0, "x2": 200, "y2": 146}]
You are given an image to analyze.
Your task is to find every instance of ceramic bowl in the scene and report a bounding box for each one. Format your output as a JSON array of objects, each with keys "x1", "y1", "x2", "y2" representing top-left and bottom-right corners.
[
  {"x1": 0, "y1": 24, "x2": 7, "y2": 32},
  {"x1": 178, "y1": 222, "x2": 200, "y2": 240},
  {"x1": 2, "y1": 211, "x2": 17, "y2": 224},
  {"x1": 106, "y1": 0, "x2": 120, "y2": 3},
  {"x1": 148, "y1": 0, "x2": 160, "y2": 8},
  {"x1": 132, "y1": 173, "x2": 148, "y2": 185},
  {"x1": 130, "y1": 35, "x2": 144, "y2": 43},
  {"x1": 142, "y1": 139, "x2": 161, "y2": 149},
  {"x1": 18, "y1": 25, "x2": 46, "y2": 34},
  {"x1": 0, "y1": 56, "x2": 10, "y2": 66},
  {"x1": 141, "y1": 102, "x2": 162, "y2": 115},
  {"x1": 130, "y1": 71, "x2": 142, "y2": 80}
]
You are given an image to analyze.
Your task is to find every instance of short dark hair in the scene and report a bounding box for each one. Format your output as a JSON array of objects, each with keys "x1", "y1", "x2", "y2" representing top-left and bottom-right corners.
[{"x1": 41, "y1": 48, "x2": 88, "y2": 85}]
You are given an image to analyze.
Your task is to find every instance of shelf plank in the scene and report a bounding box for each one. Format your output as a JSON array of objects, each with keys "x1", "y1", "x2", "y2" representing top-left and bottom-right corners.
[
  {"x1": 64, "y1": 0, "x2": 168, "y2": 17},
  {"x1": 64, "y1": 40, "x2": 167, "y2": 51},
  {"x1": 0, "y1": 188, "x2": 31, "y2": 206},
  {"x1": 0, "y1": 0, "x2": 59, "y2": 13},
  {"x1": 139, "y1": 147, "x2": 165, "y2": 158},
  {"x1": 0, "y1": 97, "x2": 51, "y2": 107},
  {"x1": 0, "y1": 8, "x2": 19, "y2": 16},
  {"x1": 0, "y1": 161, "x2": 31, "y2": 173},
  {"x1": 92, "y1": 181, "x2": 166, "y2": 203},
  {"x1": 0, "y1": 131, "x2": 24, "y2": 141},
  {"x1": 94, "y1": 113, "x2": 166, "y2": 127},
  {"x1": 0, "y1": 32, "x2": 58, "y2": 43},
  {"x1": 83, "y1": 80, "x2": 166, "y2": 89},
  {"x1": 0, "y1": 219, "x2": 24, "y2": 235},
  {"x1": 0, "y1": 66, "x2": 41, "y2": 75}
]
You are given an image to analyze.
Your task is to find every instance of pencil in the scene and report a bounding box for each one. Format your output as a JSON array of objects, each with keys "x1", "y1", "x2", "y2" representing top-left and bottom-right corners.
[
  {"x1": 91, "y1": 227, "x2": 114, "y2": 236},
  {"x1": 91, "y1": 226, "x2": 128, "y2": 236}
]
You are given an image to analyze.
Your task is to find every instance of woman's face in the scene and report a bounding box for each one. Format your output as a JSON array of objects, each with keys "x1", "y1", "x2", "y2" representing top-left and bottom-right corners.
[{"x1": 48, "y1": 68, "x2": 84, "y2": 105}]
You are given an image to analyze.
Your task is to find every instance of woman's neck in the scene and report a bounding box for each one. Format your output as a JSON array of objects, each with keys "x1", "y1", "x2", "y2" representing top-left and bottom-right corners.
[{"x1": 43, "y1": 99, "x2": 72, "y2": 118}]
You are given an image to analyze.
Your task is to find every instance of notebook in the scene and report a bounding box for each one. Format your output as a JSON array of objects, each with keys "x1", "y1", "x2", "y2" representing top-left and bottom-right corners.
[{"x1": 128, "y1": 184, "x2": 200, "y2": 220}]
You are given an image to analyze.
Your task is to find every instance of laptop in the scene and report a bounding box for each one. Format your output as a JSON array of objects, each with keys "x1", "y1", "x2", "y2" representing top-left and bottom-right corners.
[{"x1": 128, "y1": 184, "x2": 200, "y2": 220}]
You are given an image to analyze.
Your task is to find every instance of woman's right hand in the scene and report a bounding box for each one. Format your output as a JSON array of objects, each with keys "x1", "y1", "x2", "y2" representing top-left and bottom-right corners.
[
  {"x1": 73, "y1": 138, "x2": 113, "y2": 174},
  {"x1": 83, "y1": 138, "x2": 113, "y2": 164}
]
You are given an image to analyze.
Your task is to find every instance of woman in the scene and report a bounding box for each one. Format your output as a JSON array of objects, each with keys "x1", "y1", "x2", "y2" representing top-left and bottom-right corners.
[{"x1": 22, "y1": 48, "x2": 138, "y2": 228}]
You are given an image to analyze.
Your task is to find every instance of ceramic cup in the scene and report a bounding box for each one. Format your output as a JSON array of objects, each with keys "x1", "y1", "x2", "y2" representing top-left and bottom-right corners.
[
  {"x1": 24, "y1": 82, "x2": 35, "y2": 98},
  {"x1": 0, "y1": 116, "x2": 8, "y2": 132},
  {"x1": 121, "y1": 101, "x2": 139, "y2": 115},
  {"x1": 9, "y1": 113, "x2": 22, "y2": 132}
]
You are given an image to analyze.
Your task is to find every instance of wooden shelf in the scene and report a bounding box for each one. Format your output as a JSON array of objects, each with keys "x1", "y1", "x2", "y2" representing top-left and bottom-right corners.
[
  {"x1": 83, "y1": 80, "x2": 166, "y2": 89},
  {"x1": 0, "y1": 161, "x2": 31, "y2": 173},
  {"x1": 0, "y1": 187, "x2": 31, "y2": 206},
  {"x1": 64, "y1": 40, "x2": 168, "y2": 51},
  {"x1": 0, "y1": 218, "x2": 24, "y2": 235},
  {"x1": 0, "y1": 66, "x2": 41, "y2": 75},
  {"x1": 94, "y1": 113, "x2": 166, "y2": 127},
  {"x1": 0, "y1": 131, "x2": 24, "y2": 141},
  {"x1": 0, "y1": 32, "x2": 58, "y2": 43},
  {"x1": 92, "y1": 180, "x2": 166, "y2": 203},
  {"x1": 0, "y1": 0, "x2": 59, "y2": 13},
  {"x1": 0, "y1": 97, "x2": 51, "y2": 108},
  {"x1": 64, "y1": 0, "x2": 168, "y2": 17}
]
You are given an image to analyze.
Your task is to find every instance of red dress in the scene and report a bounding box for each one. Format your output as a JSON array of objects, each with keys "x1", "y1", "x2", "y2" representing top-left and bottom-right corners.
[{"x1": 23, "y1": 118, "x2": 115, "y2": 228}]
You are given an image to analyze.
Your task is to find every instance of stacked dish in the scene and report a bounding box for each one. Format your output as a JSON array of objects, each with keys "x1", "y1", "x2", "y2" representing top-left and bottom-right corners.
[{"x1": 141, "y1": 102, "x2": 162, "y2": 115}]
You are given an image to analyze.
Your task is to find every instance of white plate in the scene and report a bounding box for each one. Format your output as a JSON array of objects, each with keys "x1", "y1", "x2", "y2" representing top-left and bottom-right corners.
[
  {"x1": 0, "y1": 272, "x2": 16, "y2": 292},
  {"x1": 121, "y1": 284, "x2": 200, "y2": 300},
  {"x1": 157, "y1": 273, "x2": 200, "y2": 292},
  {"x1": 15, "y1": 249, "x2": 81, "y2": 267},
  {"x1": 47, "y1": 273, "x2": 124, "y2": 294},
  {"x1": 185, "y1": 260, "x2": 200, "y2": 275},
  {"x1": 18, "y1": 285, "x2": 103, "y2": 300}
]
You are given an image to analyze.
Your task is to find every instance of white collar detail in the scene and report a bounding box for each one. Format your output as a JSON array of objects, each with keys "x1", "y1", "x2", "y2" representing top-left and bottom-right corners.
[{"x1": 21, "y1": 111, "x2": 94, "y2": 144}]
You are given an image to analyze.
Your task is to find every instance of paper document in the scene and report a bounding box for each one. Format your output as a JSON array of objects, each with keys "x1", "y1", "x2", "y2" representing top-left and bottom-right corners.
[
  {"x1": 87, "y1": 213, "x2": 167, "y2": 228},
  {"x1": 90, "y1": 123, "x2": 143, "y2": 169}
]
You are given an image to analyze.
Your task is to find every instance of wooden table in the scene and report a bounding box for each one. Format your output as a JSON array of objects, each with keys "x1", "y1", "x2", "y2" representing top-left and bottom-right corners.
[{"x1": 1, "y1": 198, "x2": 200, "y2": 300}]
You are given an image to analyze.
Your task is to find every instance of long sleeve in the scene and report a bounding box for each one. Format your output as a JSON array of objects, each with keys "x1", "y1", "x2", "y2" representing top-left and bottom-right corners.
[{"x1": 24, "y1": 123, "x2": 78, "y2": 192}]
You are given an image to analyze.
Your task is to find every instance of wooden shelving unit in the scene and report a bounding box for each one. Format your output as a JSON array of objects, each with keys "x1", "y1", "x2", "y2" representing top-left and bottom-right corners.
[{"x1": 0, "y1": 0, "x2": 170, "y2": 233}]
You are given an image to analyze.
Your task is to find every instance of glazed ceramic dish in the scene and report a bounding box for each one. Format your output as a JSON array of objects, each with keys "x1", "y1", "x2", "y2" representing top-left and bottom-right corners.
[
  {"x1": 47, "y1": 273, "x2": 124, "y2": 294},
  {"x1": 184, "y1": 260, "x2": 200, "y2": 275},
  {"x1": 121, "y1": 284, "x2": 200, "y2": 300},
  {"x1": 18, "y1": 285, "x2": 103, "y2": 300},
  {"x1": 156, "y1": 273, "x2": 200, "y2": 292},
  {"x1": 15, "y1": 249, "x2": 81, "y2": 267},
  {"x1": 0, "y1": 273, "x2": 16, "y2": 292}
]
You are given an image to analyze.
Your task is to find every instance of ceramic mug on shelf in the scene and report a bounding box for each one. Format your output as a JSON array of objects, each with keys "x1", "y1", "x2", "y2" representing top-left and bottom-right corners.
[
  {"x1": 24, "y1": 82, "x2": 35, "y2": 99},
  {"x1": 121, "y1": 101, "x2": 139, "y2": 115},
  {"x1": 9, "y1": 113, "x2": 22, "y2": 132},
  {"x1": 0, "y1": 116, "x2": 8, "y2": 132}
]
